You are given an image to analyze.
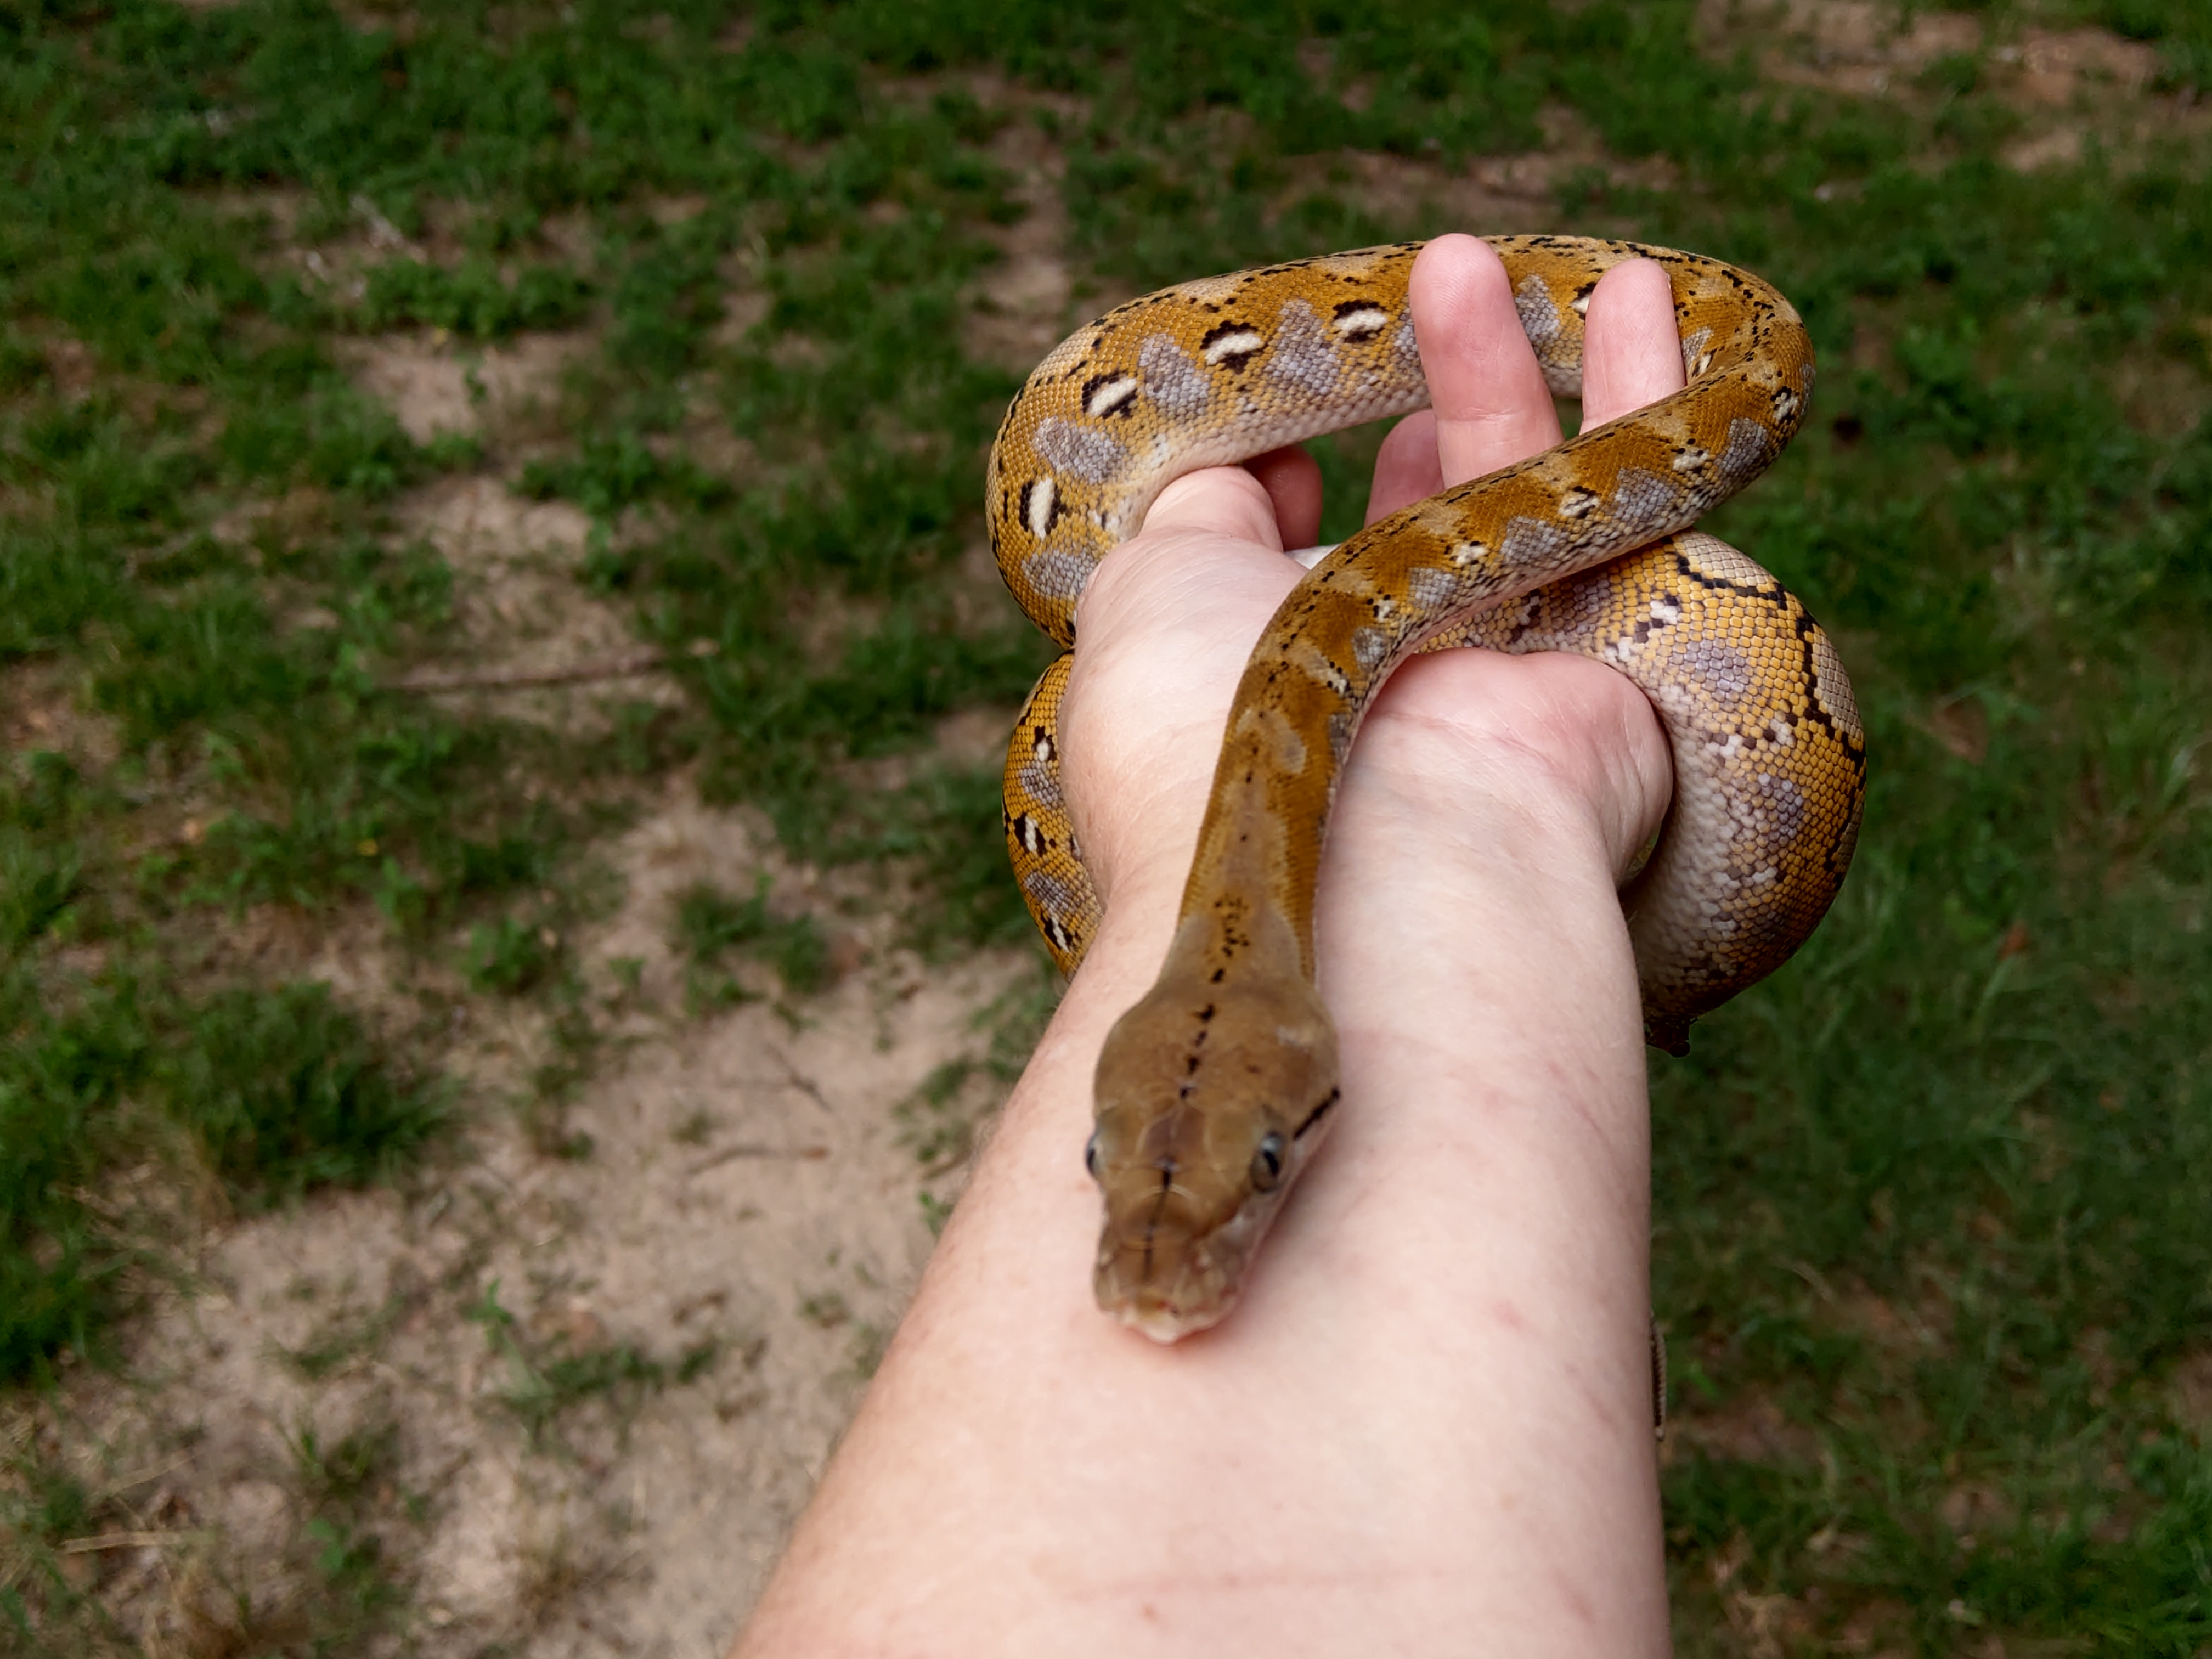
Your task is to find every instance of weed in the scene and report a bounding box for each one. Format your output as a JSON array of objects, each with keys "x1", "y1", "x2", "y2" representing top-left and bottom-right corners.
[
  {"x1": 465, "y1": 1280, "x2": 710, "y2": 1454},
  {"x1": 157, "y1": 983, "x2": 446, "y2": 1206},
  {"x1": 917, "y1": 1190, "x2": 955, "y2": 1237},
  {"x1": 847, "y1": 1323, "x2": 889, "y2": 1382},
  {"x1": 462, "y1": 916, "x2": 561, "y2": 995},
  {"x1": 278, "y1": 1289, "x2": 413, "y2": 1382},
  {"x1": 0, "y1": 1442, "x2": 125, "y2": 1649},
  {"x1": 896, "y1": 1059, "x2": 981, "y2": 1173},
  {"x1": 897, "y1": 967, "x2": 1053, "y2": 1211},
  {"x1": 281, "y1": 1417, "x2": 413, "y2": 1646},
  {"x1": 359, "y1": 258, "x2": 592, "y2": 340},
  {"x1": 674, "y1": 876, "x2": 829, "y2": 998},
  {"x1": 520, "y1": 1101, "x2": 596, "y2": 1164},
  {"x1": 675, "y1": 1338, "x2": 723, "y2": 1385},
  {"x1": 287, "y1": 1419, "x2": 398, "y2": 1512},
  {"x1": 798, "y1": 1291, "x2": 851, "y2": 1330}
]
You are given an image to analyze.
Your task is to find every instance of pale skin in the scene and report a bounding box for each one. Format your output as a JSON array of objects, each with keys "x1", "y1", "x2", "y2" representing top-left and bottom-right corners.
[{"x1": 734, "y1": 235, "x2": 1688, "y2": 1657}]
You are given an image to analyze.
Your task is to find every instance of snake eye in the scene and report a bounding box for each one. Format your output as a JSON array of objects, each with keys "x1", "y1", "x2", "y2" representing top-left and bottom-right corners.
[
  {"x1": 1084, "y1": 1130, "x2": 1102, "y2": 1180},
  {"x1": 1250, "y1": 1131, "x2": 1286, "y2": 1192}
]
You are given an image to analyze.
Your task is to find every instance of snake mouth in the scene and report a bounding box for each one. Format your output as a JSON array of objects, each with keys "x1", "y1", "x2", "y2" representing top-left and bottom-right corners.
[
  {"x1": 1092, "y1": 1212, "x2": 1248, "y2": 1345},
  {"x1": 1094, "y1": 1211, "x2": 1257, "y2": 1342},
  {"x1": 1109, "y1": 1286, "x2": 1233, "y2": 1345}
]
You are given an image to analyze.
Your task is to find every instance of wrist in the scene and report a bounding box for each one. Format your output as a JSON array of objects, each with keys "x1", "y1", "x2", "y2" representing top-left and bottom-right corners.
[
  {"x1": 1319, "y1": 743, "x2": 1647, "y2": 1063},
  {"x1": 1338, "y1": 647, "x2": 1671, "y2": 889},
  {"x1": 1312, "y1": 651, "x2": 1665, "y2": 1120}
]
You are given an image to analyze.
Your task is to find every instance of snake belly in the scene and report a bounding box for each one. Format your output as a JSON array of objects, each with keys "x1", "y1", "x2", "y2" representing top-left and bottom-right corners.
[{"x1": 986, "y1": 236, "x2": 1866, "y2": 1342}]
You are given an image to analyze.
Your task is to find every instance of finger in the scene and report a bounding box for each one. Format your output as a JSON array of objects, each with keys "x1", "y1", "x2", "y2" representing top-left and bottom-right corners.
[
  {"x1": 1244, "y1": 444, "x2": 1323, "y2": 551},
  {"x1": 1409, "y1": 233, "x2": 1562, "y2": 490},
  {"x1": 1141, "y1": 464, "x2": 1286, "y2": 548},
  {"x1": 1364, "y1": 410, "x2": 1444, "y2": 526},
  {"x1": 1579, "y1": 259, "x2": 1685, "y2": 429}
]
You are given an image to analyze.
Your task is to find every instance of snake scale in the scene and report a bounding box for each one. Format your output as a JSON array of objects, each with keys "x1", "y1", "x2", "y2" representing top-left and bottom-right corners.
[{"x1": 988, "y1": 236, "x2": 1866, "y2": 1345}]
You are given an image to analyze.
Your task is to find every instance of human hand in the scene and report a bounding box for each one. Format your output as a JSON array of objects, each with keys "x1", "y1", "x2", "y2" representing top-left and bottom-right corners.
[
  {"x1": 1055, "y1": 234, "x2": 1686, "y2": 934},
  {"x1": 738, "y1": 238, "x2": 1698, "y2": 1659}
]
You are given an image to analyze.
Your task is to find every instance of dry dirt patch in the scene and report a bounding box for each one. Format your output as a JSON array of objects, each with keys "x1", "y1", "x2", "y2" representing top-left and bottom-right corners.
[
  {"x1": 1664, "y1": 1386, "x2": 1825, "y2": 1468},
  {"x1": 1, "y1": 655, "x2": 118, "y2": 773},
  {"x1": 20, "y1": 298, "x2": 1045, "y2": 1645},
  {"x1": 1301, "y1": 105, "x2": 1649, "y2": 246},
  {"x1": 40, "y1": 787, "x2": 1035, "y2": 1656},
  {"x1": 385, "y1": 474, "x2": 690, "y2": 733},
  {"x1": 966, "y1": 92, "x2": 1084, "y2": 376},
  {"x1": 2172, "y1": 1347, "x2": 2212, "y2": 1441},
  {"x1": 956, "y1": 71, "x2": 1652, "y2": 387},
  {"x1": 1732, "y1": 0, "x2": 1985, "y2": 95},
  {"x1": 347, "y1": 330, "x2": 590, "y2": 448},
  {"x1": 335, "y1": 281, "x2": 683, "y2": 733},
  {"x1": 2005, "y1": 26, "x2": 2166, "y2": 103},
  {"x1": 1706, "y1": 2, "x2": 2208, "y2": 172}
]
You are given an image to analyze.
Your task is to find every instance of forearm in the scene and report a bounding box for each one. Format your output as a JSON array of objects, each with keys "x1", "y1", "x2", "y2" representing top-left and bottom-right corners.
[{"x1": 736, "y1": 692, "x2": 1669, "y2": 1658}]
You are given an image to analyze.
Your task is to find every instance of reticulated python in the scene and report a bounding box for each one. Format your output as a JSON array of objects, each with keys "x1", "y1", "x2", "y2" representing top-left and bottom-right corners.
[{"x1": 988, "y1": 236, "x2": 1865, "y2": 1349}]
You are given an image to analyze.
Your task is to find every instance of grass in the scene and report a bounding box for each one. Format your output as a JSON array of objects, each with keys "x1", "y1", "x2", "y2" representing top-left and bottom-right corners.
[
  {"x1": 673, "y1": 874, "x2": 831, "y2": 1001},
  {"x1": 1, "y1": 0, "x2": 2209, "y2": 1651},
  {"x1": 0, "y1": 1410, "x2": 423, "y2": 1656},
  {"x1": 466, "y1": 1279, "x2": 723, "y2": 1453},
  {"x1": 0, "y1": 970, "x2": 445, "y2": 1379}
]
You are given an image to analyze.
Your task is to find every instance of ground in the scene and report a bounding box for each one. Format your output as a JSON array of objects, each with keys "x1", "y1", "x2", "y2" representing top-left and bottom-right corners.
[
  {"x1": 4, "y1": 295, "x2": 1048, "y2": 1652},
  {"x1": 4, "y1": 2, "x2": 2210, "y2": 1655}
]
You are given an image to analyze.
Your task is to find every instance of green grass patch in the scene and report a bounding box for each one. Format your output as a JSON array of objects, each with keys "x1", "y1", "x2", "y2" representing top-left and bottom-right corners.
[
  {"x1": 673, "y1": 875, "x2": 828, "y2": 1003},
  {"x1": 466, "y1": 1279, "x2": 722, "y2": 1453},
  {"x1": 0, "y1": 969, "x2": 447, "y2": 1381},
  {"x1": 360, "y1": 256, "x2": 594, "y2": 340}
]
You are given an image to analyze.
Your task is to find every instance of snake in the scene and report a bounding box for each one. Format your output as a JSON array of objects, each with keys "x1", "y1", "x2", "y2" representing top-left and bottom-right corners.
[{"x1": 988, "y1": 235, "x2": 1865, "y2": 1356}]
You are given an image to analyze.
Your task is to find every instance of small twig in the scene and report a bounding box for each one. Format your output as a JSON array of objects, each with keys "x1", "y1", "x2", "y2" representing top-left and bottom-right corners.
[
  {"x1": 62, "y1": 1183, "x2": 131, "y2": 1223},
  {"x1": 59, "y1": 1530, "x2": 206, "y2": 1555},
  {"x1": 120, "y1": 531, "x2": 200, "y2": 580},
  {"x1": 383, "y1": 649, "x2": 672, "y2": 693},
  {"x1": 768, "y1": 1046, "x2": 834, "y2": 1115},
  {"x1": 99, "y1": 1452, "x2": 196, "y2": 1499},
  {"x1": 687, "y1": 1142, "x2": 832, "y2": 1177},
  {"x1": 1786, "y1": 1259, "x2": 1838, "y2": 1304}
]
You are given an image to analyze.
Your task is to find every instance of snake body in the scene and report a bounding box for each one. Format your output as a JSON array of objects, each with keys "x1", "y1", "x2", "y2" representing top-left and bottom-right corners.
[{"x1": 988, "y1": 237, "x2": 1865, "y2": 1342}]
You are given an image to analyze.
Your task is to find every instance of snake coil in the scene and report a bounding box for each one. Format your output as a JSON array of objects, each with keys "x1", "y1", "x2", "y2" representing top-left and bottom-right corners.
[{"x1": 988, "y1": 236, "x2": 1865, "y2": 1344}]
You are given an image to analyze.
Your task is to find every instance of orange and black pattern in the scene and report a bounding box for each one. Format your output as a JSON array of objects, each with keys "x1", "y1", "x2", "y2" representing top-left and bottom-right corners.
[{"x1": 991, "y1": 236, "x2": 1863, "y2": 1050}]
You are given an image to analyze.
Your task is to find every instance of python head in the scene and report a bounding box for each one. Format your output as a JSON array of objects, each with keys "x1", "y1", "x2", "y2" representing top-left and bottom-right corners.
[{"x1": 1086, "y1": 956, "x2": 1342, "y2": 1342}]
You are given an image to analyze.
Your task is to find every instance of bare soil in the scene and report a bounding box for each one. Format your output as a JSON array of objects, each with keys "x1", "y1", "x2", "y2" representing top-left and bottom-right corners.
[{"x1": 31, "y1": 774, "x2": 1034, "y2": 1655}]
